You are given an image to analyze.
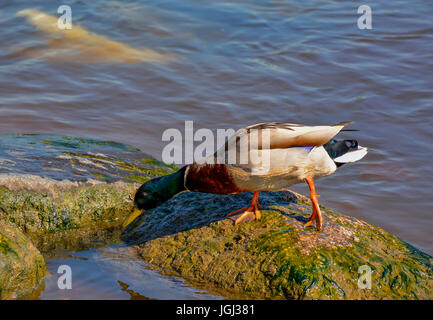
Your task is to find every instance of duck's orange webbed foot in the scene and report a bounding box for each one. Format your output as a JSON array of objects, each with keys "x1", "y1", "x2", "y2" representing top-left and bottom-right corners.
[
  {"x1": 227, "y1": 191, "x2": 261, "y2": 225},
  {"x1": 304, "y1": 177, "x2": 323, "y2": 231}
]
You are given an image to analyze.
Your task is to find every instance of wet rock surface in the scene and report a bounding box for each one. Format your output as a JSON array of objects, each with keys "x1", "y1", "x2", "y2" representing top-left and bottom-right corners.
[
  {"x1": 127, "y1": 190, "x2": 433, "y2": 299},
  {"x1": 0, "y1": 134, "x2": 176, "y2": 299}
]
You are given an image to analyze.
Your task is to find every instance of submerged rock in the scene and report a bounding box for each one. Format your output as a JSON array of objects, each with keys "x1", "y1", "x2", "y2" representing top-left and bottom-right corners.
[
  {"x1": 127, "y1": 190, "x2": 433, "y2": 299},
  {"x1": 0, "y1": 134, "x2": 176, "y2": 298},
  {"x1": 15, "y1": 9, "x2": 174, "y2": 63}
]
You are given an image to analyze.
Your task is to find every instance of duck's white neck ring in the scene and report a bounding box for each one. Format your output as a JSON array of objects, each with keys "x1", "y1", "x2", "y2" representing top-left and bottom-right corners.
[{"x1": 183, "y1": 165, "x2": 191, "y2": 191}]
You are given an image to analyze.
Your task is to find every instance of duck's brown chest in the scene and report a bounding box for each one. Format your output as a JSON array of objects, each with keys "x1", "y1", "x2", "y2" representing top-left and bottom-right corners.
[{"x1": 184, "y1": 164, "x2": 243, "y2": 194}]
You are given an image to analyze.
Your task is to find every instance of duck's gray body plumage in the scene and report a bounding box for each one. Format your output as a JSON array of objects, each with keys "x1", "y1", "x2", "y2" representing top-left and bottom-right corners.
[{"x1": 185, "y1": 121, "x2": 363, "y2": 193}]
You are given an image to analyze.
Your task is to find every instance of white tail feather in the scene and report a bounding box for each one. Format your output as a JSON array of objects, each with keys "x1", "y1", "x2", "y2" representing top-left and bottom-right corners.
[{"x1": 334, "y1": 146, "x2": 368, "y2": 163}]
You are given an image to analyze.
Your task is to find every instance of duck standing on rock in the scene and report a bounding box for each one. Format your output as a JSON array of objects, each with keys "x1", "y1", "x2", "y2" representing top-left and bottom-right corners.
[{"x1": 123, "y1": 121, "x2": 367, "y2": 231}]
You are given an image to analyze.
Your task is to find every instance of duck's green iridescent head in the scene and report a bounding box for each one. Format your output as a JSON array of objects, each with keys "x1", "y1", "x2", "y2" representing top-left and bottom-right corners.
[
  {"x1": 122, "y1": 167, "x2": 187, "y2": 228},
  {"x1": 134, "y1": 177, "x2": 170, "y2": 210}
]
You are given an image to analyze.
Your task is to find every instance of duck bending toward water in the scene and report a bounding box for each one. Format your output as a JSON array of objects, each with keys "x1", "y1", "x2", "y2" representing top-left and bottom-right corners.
[{"x1": 123, "y1": 121, "x2": 367, "y2": 231}]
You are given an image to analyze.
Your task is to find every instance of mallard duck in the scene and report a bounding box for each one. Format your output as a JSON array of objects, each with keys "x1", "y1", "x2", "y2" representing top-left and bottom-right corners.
[{"x1": 123, "y1": 121, "x2": 367, "y2": 230}]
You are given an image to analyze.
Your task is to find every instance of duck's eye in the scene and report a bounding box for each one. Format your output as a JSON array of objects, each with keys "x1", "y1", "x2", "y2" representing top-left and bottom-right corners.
[{"x1": 141, "y1": 192, "x2": 148, "y2": 198}]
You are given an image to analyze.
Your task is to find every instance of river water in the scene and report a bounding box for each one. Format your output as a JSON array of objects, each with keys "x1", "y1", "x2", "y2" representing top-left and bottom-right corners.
[
  {"x1": 26, "y1": 245, "x2": 223, "y2": 300},
  {"x1": 1, "y1": 0, "x2": 433, "y2": 297}
]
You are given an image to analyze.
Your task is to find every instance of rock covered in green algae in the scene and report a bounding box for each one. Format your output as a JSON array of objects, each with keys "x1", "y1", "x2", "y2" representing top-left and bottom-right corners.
[
  {"x1": 0, "y1": 220, "x2": 46, "y2": 299},
  {"x1": 0, "y1": 134, "x2": 177, "y2": 297},
  {"x1": 0, "y1": 134, "x2": 176, "y2": 244},
  {"x1": 126, "y1": 191, "x2": 433, "y2": 300}
]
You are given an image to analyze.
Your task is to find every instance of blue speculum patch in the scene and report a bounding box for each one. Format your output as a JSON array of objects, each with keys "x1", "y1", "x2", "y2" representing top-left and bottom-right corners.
[{"x1": 301, "y1": 146, "x2": 314, "y2": 151}]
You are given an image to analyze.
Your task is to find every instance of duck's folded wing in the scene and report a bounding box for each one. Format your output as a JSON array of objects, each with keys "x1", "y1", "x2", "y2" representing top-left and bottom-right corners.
[
  {"x1": 237, "y1": 121, "x2": 354, "y2": 149},
  {"x1": 208, "y1": 121, "x2": 354, "y2": 165}
]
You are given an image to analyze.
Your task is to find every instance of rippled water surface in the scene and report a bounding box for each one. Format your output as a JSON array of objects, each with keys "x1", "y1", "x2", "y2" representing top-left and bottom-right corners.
[{"x1": 1, "y1": 0, "x2": 432, "y2": 271}]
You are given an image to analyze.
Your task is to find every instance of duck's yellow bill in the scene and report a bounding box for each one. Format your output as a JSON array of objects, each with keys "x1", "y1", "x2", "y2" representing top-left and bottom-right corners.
[{"x1": 122, "y1": 207, "x2": 143, "y2": 229}]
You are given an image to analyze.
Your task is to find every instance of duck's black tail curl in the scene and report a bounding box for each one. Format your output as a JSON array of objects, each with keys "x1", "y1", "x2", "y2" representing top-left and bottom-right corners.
[{"x1": 323, "y1": 139, "x2": 367, "y2": 167}]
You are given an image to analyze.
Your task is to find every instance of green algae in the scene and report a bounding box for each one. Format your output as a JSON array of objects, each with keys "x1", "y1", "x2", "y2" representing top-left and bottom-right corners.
[
  {"x1": 39, "y1": 135, "x2": 135, "y2": 151},
  {"x1": 140, "y1": 157, "x2": 178, "y2": 171},
  {"x1": 125, "y1": 174, "x2": 152, "y2": 184},
  {"x1": 113, "y1": 158, "x2": 176, "y2": 177},
  {"x1": 61, "y1": 152, "x2": 176, "y2": 181},
  {"x1": 0, "y1": 233, "x2": 17, "y2": 256},
  {"x1": 91, "y1": 172, "x2": 113, "y2": 182}
]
